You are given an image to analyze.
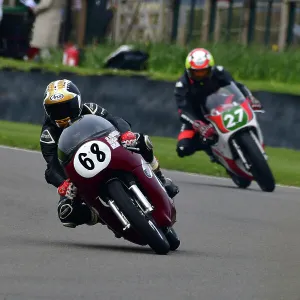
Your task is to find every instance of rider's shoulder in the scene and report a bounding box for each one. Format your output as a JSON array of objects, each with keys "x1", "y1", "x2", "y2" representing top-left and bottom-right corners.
[
  {"x1": 83, "y1": 102, "x2": 100, "y2": 114},
  {"x1": 40, "y1": 118, "x2": 57, "y2": 145},
  {"x1": 175, "y1": 72, "x2": 189, "y2": 89},
  {"x1": 213, "y1": 65, "x2": 233, "y2": 79},
  {"x1": 213, "y1": 65, "x2": 226, "y2": 74},
  {"x1": 83, "y1": 102, "x2": 107, "y2": 117}
]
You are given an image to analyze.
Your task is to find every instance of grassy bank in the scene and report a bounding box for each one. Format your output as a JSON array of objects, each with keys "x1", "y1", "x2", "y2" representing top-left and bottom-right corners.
[
  {"x1": 1, "y1": 42, "x2": 300, "y2": 95},
  {"x1": 0, "y1": 120, "x2": 299, "y2": 187},
  {"x1": 47, "y1": 43, "x2": 300, "y2": 84}
]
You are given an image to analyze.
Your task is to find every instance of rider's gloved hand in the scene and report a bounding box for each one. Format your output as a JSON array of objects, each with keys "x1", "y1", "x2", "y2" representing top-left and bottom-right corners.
[
  {"x1": 120, "y1": 131, "x2": 137, "y2": 147},
  {"x1": 248, "y1": 95, "x2": 262, "y2": 111},
  {"x1": 58, "y1": 179, "x2": 77, "y2": 200},
  {"x1": 192, "y1": 120, "x2": 216, "y2": 140}
]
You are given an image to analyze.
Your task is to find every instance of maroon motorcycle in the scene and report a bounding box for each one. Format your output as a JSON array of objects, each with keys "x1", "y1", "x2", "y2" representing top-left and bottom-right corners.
[{"x1": 57, "y1": 114, "x2": 180, "y2": 254}]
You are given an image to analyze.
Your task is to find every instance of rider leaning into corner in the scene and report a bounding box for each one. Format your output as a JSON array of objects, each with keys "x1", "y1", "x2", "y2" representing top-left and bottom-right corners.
[
  {"x1": 174, "y1": 48, "x2": 263, "y2": 162},
  {"x1": 40, "y1": 79, "x2": 179, "y2": 229}
]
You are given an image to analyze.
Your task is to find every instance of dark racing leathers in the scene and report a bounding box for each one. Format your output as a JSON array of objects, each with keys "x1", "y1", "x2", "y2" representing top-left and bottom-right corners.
[
  {"x1": 174, "y1": 66, "x2": 254, "y2": 159},
  {"x1": 40, "y1": 103, "x2": 177, "y2": 228}
]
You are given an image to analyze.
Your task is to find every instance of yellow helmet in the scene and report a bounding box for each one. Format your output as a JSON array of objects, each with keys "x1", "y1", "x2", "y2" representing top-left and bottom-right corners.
[{"x1": 43, "y1": 79, "x2": 82, "y2": 128}]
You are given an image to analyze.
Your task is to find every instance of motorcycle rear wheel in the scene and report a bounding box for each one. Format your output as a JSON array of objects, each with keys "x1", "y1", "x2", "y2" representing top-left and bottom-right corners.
[{"x1": 107, "y1": 179, "x2": 170, "y2": 255}]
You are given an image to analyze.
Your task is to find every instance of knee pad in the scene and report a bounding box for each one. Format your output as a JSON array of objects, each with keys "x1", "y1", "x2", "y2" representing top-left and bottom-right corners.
[
  {"x1": 136, "y1": 133, "x2": 154, "y2": 163},
  {"x1": 143, "y1": 135, "x2": 153, "y2": 151},
  {"x1": 57, "y1": 197, "x2": 74, "y2": 221},
  {"x1": 176, "y1": 146, "x2": 187, "y2": 157},
  {"x1": 135, "y1": 133, "x2": 153, "y2": 150},
  {"x1": 57, "y1": 197, "x2": 91, "y2": 227},
  {"x1": 176, "y1": 141, "x2": 195, "y2": 157}
]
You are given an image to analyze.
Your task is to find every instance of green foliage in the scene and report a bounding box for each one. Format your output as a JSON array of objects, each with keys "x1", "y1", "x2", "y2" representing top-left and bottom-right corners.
[
  {"x1": 0, "y1": 42, "x2": 300, "y2": 94},
  {"x1": 44, "y1": 42, "x2": 300, "y2": 84}
]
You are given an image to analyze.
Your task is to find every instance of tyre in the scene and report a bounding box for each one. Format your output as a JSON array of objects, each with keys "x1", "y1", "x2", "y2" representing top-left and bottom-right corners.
[
  {"x1": 226, "y1": 170, "x2": 252, "y2": 189},
  {"x1": 235, "y1": 131, "x2": 275, "y2": 192},
  {"x1": 163, "y1": 227, "x2": 180, "y2": 251},
  {"x1": 107, "y1": 179, "x2": 170, "y2": 255}
]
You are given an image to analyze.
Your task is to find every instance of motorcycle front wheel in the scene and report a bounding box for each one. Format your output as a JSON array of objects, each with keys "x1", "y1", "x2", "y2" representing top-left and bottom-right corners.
[
  {"x1": 226, "y1": 170, "x2": 252, "y2": 189},
  {"x1": 107, "y1": 179, "x2": 170, "y2": 255},
  {"x1": 235, "y1": 131, "x2": 275, "y2": 192}
]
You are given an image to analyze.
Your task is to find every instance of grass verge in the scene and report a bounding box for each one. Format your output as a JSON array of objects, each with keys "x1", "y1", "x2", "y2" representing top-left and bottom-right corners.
[
  {"x1": 1, "y1": 56, "x2": 300, "y2": 96},
  {"x1": 1, "y1": 41, "x2": 300, "y2": 96},
  {"x1": 0, "y1": 120, "x2": 299, "y2": 187},
  {"x1": 43, "y1": 42, "x2": 300, "y2": 85}
]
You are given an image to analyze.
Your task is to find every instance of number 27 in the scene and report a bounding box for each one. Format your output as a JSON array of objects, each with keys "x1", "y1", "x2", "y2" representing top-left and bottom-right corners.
[{"x1": 224, "y1": 108, "x2": 244, "y2": 128}]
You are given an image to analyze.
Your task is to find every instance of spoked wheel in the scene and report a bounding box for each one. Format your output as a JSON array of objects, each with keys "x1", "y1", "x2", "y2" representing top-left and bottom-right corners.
[{"x1": 107, "y1": 179, "x2": 170, "y2": 255}]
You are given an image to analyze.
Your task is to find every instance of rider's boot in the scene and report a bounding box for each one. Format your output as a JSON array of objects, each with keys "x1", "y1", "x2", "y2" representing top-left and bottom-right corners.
[
  {"x1": 150, "y1": 157, "x2": 179, "y2": 198},
  {"x1": 86, "y1": 205, "x2": 102, "y2": 226}
]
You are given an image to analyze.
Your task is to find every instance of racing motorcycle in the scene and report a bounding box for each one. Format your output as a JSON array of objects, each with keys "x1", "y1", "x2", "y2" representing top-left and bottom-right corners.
[
  {"x1": 201, "y1": 82, "x2": 275, "y2": 192},
  {"x1": 57, "y1": 114, "x2": 180, "y2": 255}
]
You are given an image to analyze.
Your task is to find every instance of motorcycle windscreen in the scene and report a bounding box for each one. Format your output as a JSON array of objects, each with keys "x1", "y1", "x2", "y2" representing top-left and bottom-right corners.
[
  {"x1": 203, "y1": 82, "x2": 246, "y2": 115},
  {"x1": 57, "y1": 114, "x2": 116, "y2": 165}
]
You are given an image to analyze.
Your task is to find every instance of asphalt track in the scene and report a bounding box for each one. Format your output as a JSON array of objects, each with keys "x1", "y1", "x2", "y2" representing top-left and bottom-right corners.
[{"x1": 1, "y1": 146, "x2": 300, "y2": 300}]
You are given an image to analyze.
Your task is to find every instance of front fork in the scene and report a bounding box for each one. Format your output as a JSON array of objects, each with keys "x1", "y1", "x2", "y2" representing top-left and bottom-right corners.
[
  {"x1": 104, "y1": 177, "x2": 154, "y2": 232},
  {"x1": 249, "y1": 130, "x2": 268, "y2": 160},
  {"x1": 231, "y1": 138, "x2": 251, "y2": 171}
]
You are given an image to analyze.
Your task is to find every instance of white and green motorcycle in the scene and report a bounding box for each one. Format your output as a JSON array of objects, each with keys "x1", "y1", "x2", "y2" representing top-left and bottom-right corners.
[{"x1": 202, "y1": 82, "x2": 275, "y2": 192}]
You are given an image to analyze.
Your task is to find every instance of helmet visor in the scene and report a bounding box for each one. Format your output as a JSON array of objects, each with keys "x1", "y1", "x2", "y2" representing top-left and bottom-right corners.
[
  {"x1": 189, "y1": 68, "x2": 211, "y2": 81},
  {"x1": 44, "y1": 97, "x2": 81, "y2": 127}
]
